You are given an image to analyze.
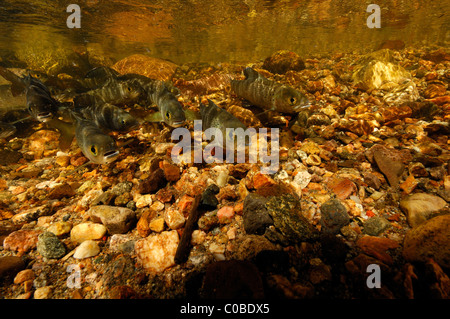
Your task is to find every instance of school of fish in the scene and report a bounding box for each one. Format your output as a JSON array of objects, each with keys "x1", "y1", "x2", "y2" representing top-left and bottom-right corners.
[{"x1": 0, "y1": 65, "x2": 310, "y2": 164}]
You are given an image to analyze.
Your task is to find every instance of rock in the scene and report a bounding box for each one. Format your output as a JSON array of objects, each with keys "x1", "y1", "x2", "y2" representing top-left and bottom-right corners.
[
  {"x1": 242, "y1": 193, "x2": 273, "y2": 235},
  {"x1": 356, "y1": 236, "x2": 399, "y2": 265},
  {"x1": 34, "y1": 286, "x2": 52, "y2": 299},
  {"x1": 135, "y1": 230, "x2": 179, "y2": 273},
  {"x1": 164, "y1": 207, "x2": 185, "y2": 230},
  {"x1": 292, "y1": 169, "x2": 312, "y2": 190},
  {"x1": 262, "y1": 50, "x2": 305, "y2": 74},
  {"x1": 266, "y1": 194, "x2": 319, "y2": 242},
  {"x1": 232, "y1": 235, "x2": 277, "y2": 260},
  {"x1": 399, "y1": 174, "x2": 419, "y2": 195},
  {"x1": 70, "y1": 222, "x2": 107, "y2": 243},
  {"x1": 135, "y1": 194, "x2": 153, "y2": 208},
  {"x1": 309, "y1": 258, "x2": 332, "y2": 284},
  {"x1": 252, "y1": 173, "x2": 276, "y2": 190},
  {"x1": 352, "y1": 49, "x2": 411, "y2": 91},
  {"x1": 399, "y1": 193, "x2": 447, "y2": 228},
  {"x1": 88, "y1": 205, "x2": 136, "y2": 235},
  {"x1": 162, "y1": 161, "x2": 181, "y2": 182},
  {"x1": 136, "y1": 209, "x2": 156, "y2": 237},
  {"x1": 423, "y1": 83, "x2": 447, "y2": 99},
  {"x1": 0, "y1": 149, "x2": 22, "y2": 165},
  {"x1": 0, "y1": 256, "x2": 26, "y2": 279},
  {"x1": 326, "y1": 177, "x2": 357, "y2": 200},
  {"x1": 217, "y1": 206, "x2": 234, "y2": 224},
  {"x1": 200, "y1": 184, "x2": 220, "y2": 209},
  {"x1": 47, "y1": 183, "x2": 75, "y2": 200},
  {"x1": 13, "y1": 269, "x2": 34, "y2": 285},
  {"x1": 149, "y1": 217, "x2": 165, "y2": 233},
  {"x1": 320, "y1": 198, "x2": 350, "y2": 235},
  {"x1": 403, "y1": 214, "x2": 450, "y2": 269},
  {"x1": 109, "y1": 234, "x2": 136, "y2": 254},
  {"x1": 73, "y1": 240, "x2": 100, "y2": 259},
  {"x1": 201, "y1": 260, "x2": 264, "y2": 298},
  {"x1": 371, "y1": 144, "x2": 405, "y2": 188},
  {"x1": 46, "y1": 221, "x2": 72, "y2": 237},
  {"x1": 377, "y1": 39, "x2": 405, "y2": 50},
  {"x1": 3, "y1": 229, "x2": 41, "y2": 254},
  {"x1": 363, "y1": 172, "x2": 382, "y2": 190},
  {"x1": 112, "y1": 54, "x2": 178, "y2": 81},
  {"x1": 138, "y1": 168, "x2": 167, "y2": 194},
  {"x1": 177, "y1": 194, "x2": 195, "y2": 215},
  {"x1": 363, "y1": 216, "x2": 391, "y2": 236},
  {"x1": 36, "y1": 231, "x2": 66, "y2": 259},
  {"x1": 11, "y1": 205, "x2": 52, "y2": 224}
]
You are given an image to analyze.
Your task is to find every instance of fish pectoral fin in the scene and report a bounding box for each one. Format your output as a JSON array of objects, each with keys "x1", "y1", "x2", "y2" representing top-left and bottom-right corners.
[
  {"x1": 45, "y1": 118, "x2": 75, "y2": 151},
  {"x1": 144, "y1": 111, "x2": 163, "y2": 123},
  {"x1": 184, "y1": 109, "x2": 201, "y2": 121}
]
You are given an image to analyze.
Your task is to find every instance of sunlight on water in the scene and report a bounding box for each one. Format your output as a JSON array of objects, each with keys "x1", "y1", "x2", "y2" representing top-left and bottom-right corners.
[{"x1": 0, "y1": 0, "x2": 448, "y2": 68}]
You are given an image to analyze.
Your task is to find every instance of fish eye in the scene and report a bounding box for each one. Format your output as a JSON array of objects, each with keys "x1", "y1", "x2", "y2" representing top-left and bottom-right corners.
[
  {"x1": 165, "y1": 111, "x2": 171, "y2": 120},
  {"x1": 90, "y1": 145, "x2": 98, "y2": 156},
  {"x1": 290, "y1": 97, "x2": 297, "y2": 105},
  {"x1": 127, "y1": 86, "x2": 132, "y2": 92}
]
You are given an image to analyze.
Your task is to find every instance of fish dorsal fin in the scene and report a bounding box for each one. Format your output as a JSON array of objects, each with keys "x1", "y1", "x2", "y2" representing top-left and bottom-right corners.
[{"x1": 243, "y1": 67, "x2": 259, "y2": 81}]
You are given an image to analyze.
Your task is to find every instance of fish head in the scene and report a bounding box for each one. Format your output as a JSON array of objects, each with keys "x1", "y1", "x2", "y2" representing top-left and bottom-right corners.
[
  {"x1": 114, "y1": 111, "x2": 140, "y2": 131},
  {"x1": 161, "y1": 100, "x2": 186, "y2": 127},
  {"x1": 278, "y1": 87, "x2": 311, "y2": 113},
  {"x1": 27, "y1": 100, "x2": 56, "y2": 122},
  {"x1": 81, "y1": 132, "x2": 119, "y2": 165},
  {"x1": 119, "y1": 80, "x2": 145, "y2": 101}
]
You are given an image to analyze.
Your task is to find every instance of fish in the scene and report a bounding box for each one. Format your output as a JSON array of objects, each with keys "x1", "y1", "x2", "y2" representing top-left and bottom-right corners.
[
  {"x1": 0, "y1": 122, "x2": 17, "y2": 139},
  {"x1": 75, "y1": 77, "x2": 145, "y2": 107},
  {"x1": 231, "y1": 67, "x2": 310, "y2": 114},
  {"x1": 24, "y1": 75, "x2": 60, "y2": 122},
  {"x1": 199, "y1": 99, "x2": 249, "y2": 147},
  {"x1": 79, "y1": 66, "x2": 121, "y2": 90},
  {"x1": 118, "y1": 74, "x2": 186, "y2": 127},
  {"x1": 74, "y1": 96, "x2": 139, "y2": 132},
  {"x1": 0, "y1": 66, "x2": 60, "y2": 122},
  {"x1": 74, "y1": 116, "x2": 119, "y2": 165}
]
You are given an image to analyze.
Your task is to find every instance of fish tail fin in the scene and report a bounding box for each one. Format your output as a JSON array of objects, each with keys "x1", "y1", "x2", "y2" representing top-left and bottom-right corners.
[
  {"x1": 0, "y1": 65, "x2": 26, "y2": 96},
  {"x1": 46, "y1": 118, "x2": 75, "y2": 151}
]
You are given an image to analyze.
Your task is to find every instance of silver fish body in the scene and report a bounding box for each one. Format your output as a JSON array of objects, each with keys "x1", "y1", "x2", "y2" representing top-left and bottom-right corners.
[
  {"x1": 118, "y1": 74, "x2": 186, "y2": 127},
  {"x1": 231, "y1": 67, "x2": 310, "y2": 113},
  {"x1": 200, "y1": 99, "x2": 248, "y2": 147},
  {"x1": 76, "y1": 100, "x2": 139, "y2": 132}
]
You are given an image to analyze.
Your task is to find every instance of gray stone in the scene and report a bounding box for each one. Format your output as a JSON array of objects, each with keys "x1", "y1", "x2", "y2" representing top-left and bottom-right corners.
[
  {"x1": 266, "y1": 194, "x2": 319, "y2": 242},
  {"x1": 243, "y1": 193, "x2": 273, "y2": 235},
  {"x1": 363, "y1": 216, "x2": 391, "y2": 236},
  {"x1": 320, "y1": 198, "x2": 350, "y2": 235},
  {"x1": 37, "y1": 231, "x2": 66, "y2": 259}
]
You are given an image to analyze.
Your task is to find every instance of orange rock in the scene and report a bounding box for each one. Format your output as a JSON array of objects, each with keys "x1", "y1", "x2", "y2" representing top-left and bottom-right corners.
[
  {"x1": 217, "y1": 206, "x2": 234, "y2": 224},
  {"x1": 326, "y1": 177, "x2": 357, "y2": 200},
  {"x1": 400, "y1": 175, "x2": 418, "y2": 195},
  {"x1": 177, "y1": 195, "x2": 195, "y2": 216},
  {"x1": 253, "y1": 173, "x2": 276, "y2": 190},
  {"x1": 162, "y1": 161, "x2": 180, "y2": 182},
  {"x1": 112, "y1": 54, "x2": 177, "y2": 81},
  {"x1": 356, "y1": 236, "x2": 399, "y2": 264}
]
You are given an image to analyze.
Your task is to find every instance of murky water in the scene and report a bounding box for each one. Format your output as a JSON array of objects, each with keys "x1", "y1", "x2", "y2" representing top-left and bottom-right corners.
[{"x1": 0, "y1": 0, "x2": 448, "y2": 69}]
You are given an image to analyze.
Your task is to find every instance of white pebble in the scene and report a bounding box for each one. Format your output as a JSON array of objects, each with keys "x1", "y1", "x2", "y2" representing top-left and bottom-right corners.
[{"x1": 73, "y1": 240, "x2": 100, "y2": 259}]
